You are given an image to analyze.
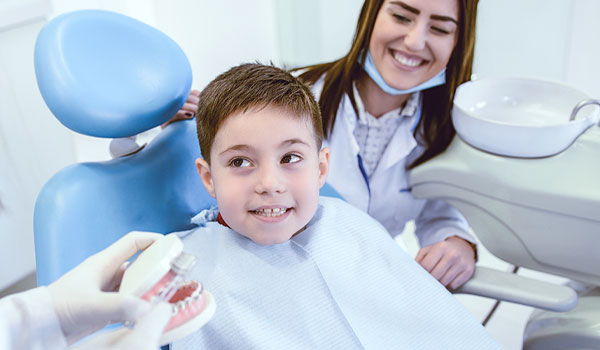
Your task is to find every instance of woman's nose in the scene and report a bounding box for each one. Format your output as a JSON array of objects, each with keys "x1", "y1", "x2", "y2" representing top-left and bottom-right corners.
[
  {"x1": 254, "y1": 165, "x2": 285, "y2": 194},
  {"x1": 404, "y1": 22, "x2": 427, "y2": 51}
]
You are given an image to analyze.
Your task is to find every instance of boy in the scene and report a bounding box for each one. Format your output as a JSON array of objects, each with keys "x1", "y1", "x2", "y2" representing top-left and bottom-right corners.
[{"x1": 172, "y1": 63, "x2": 499, "y2": 349}]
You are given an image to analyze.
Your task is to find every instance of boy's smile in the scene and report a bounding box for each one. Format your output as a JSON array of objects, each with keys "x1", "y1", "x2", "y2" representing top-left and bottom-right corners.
[{"x1": 196, "y1": 105, "x2": 329, "y2": 245}]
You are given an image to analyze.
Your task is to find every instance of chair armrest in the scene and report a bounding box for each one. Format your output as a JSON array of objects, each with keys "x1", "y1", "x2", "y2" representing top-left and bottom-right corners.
[{"x1": 454, "y1": 266, "x2": 578, "y2": 312}]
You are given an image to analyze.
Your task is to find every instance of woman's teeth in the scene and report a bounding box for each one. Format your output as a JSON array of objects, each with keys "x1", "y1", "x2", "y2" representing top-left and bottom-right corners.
[
  {"x1": 393, "y1": 52, "x2": 421, "y2": 67},
  {"x1": 254, "y1": 208, "x2": 288, "y2": 217}
]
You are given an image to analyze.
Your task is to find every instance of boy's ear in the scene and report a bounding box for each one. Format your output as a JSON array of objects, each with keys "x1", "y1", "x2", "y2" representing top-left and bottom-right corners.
[
  {"x1": 196, "y1": 158, "x2": 216, "y2": 198},
  {"x1": 317, "y1": 147, "x2": 330, "y2": 188}
]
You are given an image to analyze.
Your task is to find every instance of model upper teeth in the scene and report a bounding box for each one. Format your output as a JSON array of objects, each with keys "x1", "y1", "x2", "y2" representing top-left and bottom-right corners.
[
  {"x1": 393, "y1": 52, "x2": 421, "y2": 67},
  {"x1": 255, "y1": 208, "x2": 287, "y2": 217}
]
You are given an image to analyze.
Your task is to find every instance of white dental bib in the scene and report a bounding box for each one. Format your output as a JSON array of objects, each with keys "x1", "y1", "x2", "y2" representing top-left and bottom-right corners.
[{"x1": 171, "y1": 197, "x2": 499, "y2": 349}]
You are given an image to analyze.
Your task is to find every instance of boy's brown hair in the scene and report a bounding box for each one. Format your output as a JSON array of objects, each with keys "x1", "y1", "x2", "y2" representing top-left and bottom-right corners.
[{"x1": 196, "y1": 63, "x2": 323, "y2": 164}]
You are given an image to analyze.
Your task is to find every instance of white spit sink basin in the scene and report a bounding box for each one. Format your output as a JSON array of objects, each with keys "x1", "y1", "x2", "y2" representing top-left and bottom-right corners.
[{"x1": 452, "y1": 78, "x2": 600, "y2": 158}]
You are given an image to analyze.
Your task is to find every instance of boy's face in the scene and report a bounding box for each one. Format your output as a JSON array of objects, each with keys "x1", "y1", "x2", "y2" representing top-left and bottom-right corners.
[{"x1": 196, "y1": 106, "x2": 329, "y2": 245}]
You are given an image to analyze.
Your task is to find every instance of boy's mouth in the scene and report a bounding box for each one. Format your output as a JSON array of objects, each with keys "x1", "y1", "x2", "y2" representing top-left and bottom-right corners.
[{"x1": 252, "y1": 207, "x2": 288, "y2": 217}]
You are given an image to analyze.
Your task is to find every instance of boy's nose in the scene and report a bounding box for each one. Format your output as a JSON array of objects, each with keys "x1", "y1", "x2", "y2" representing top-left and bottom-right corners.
[
  {"x1": 254, "y1": 166, "x2": 285, "y2": 195},
  {"x1": 404, "y1": 22, "x2": 427, "y2": 51}
]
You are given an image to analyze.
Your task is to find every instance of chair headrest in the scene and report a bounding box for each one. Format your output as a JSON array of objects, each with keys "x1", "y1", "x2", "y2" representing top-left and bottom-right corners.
[{"x1": 34, "y1": 9, "x2": 192, "y2": 138}]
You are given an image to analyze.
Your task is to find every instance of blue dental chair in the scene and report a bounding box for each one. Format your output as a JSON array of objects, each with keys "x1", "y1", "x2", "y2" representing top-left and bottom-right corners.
[
  {"x1": 33, "y1": 9, "x2": 340, "y2": 287},
  {"x1": 32, "y1": 9, "x2": 213, "y2": 286}
]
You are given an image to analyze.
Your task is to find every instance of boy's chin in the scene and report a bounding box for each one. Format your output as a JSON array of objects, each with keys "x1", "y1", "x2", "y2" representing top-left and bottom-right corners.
[
  {"x1": 251, "y1": 234, "x2": 294, "y2": 246},
  {"x1": 243, "y1": 228, "x2": 304, "y2": 246},
  {"x1": 235, "y1": 223, "x2": 308, "y2": 246}
]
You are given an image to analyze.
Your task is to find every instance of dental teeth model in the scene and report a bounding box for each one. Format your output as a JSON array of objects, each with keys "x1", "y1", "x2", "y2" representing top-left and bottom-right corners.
[{"x1": 119, "y1": 233, "x2": 216, "y2": 345}]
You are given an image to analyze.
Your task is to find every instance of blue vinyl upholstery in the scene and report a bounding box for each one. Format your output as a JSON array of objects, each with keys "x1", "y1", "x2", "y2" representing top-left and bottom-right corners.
[
  {"x1": 33, "y1": 119, "x2": 216, "y2": 286},
  {"x1": 34, "y1": 9, "x2": 191, "y2": 138}
]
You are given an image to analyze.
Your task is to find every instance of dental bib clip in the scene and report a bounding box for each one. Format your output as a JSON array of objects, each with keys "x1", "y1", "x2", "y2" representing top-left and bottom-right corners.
[{"x1": 119, "y1": 233, "x2": 216, "y2": 345}]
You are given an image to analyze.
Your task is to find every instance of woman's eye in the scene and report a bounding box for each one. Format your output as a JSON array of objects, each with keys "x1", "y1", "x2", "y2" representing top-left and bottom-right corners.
[
  {"x1": 281, "y1": 154, "x2": 301, "y2": 164},
  {"x1": 431, "y1": 26, "x2": 451, "y2": 35},
  {"x1": 230, "y1": 158, "x2": 251, "y2": 168},
  {"x1": 392, "y1": 13, "x2": 411, "y2": 23}
]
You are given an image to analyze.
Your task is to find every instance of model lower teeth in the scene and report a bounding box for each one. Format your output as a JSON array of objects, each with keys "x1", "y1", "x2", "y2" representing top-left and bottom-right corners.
[
  {"x1": 162, "y1": 280, "x2": 207, "y2": 331},
  {"x1": 140, "y1": 276, "x2": 207, "y2": 332}
]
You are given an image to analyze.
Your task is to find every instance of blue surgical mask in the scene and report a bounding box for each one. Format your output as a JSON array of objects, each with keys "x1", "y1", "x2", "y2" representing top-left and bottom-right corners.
[{"x1": 362, "y1": 51, "x2": 446, "y2": 95}]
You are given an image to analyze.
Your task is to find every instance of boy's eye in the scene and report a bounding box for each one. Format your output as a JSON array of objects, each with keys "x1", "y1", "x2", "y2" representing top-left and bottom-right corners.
[
  {"x1": 229, "y1": 158, "x2": 251, "y2": 168},
  {"x1": 281, "y1": 154, "x2": 302, "y2": 164}
]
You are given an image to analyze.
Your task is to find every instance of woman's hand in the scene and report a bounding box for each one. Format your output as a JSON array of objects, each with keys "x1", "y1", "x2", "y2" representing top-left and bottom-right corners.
[
  {"x1": 161, "y1": 89, "x2": 201, "y2": 128},
  {"x1": 415, "y1": 236, "x2": 476, "y2": 290}
]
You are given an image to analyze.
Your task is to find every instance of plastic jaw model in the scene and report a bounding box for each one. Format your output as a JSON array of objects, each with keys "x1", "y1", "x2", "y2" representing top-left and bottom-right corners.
[{"x1": 119, "y1": 233, "x2": 216, "y2": 345}]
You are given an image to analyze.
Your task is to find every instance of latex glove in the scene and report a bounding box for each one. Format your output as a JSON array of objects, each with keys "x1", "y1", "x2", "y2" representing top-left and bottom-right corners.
[
  {"x1": 48, "y1": 231, "x2": 163, "y2": 344},
  {"x1": 71, "y1": 302, "x2": 172, "y2": 350},
  {"x1": 415, "y1": 236, "x2": 476, "y2": 290},
  {"x1": 162, "y1": 89, "x2": 200, "y2": 128}
]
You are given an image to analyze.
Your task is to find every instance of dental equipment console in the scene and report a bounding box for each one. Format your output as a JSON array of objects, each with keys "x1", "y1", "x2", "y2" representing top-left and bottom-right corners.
[{"x1": 410, "y1": 77, "x2": 600, "y2": 349}]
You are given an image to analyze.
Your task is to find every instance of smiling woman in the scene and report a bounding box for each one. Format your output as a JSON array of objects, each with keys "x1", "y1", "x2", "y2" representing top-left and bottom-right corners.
[
  {"x1": 294, "y1": 0, "x2": 480, "y2": 290},
  {"x1": 368, "y1": 0, "x2": 458, "y2": 91}
]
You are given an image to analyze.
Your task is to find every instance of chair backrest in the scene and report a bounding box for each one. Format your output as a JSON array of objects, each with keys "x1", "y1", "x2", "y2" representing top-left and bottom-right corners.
[
  {"x1": 32, "y1": 9, "x2": 203, "y2": 286},
  {"x1": 34, "y1": 120, "x2": 216, "y2": 285},
  {"x1": 33, "y1": 9, "x2": 342, "y2": 286}
]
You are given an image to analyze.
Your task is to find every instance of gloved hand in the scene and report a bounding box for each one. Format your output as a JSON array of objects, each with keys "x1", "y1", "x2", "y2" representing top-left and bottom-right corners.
[
  {"x1": 47, "y1": 231, "x2": 164, "y2": 344},
  {"x1": 71, "y1": 302, "x2": 172, "y2": 350}
]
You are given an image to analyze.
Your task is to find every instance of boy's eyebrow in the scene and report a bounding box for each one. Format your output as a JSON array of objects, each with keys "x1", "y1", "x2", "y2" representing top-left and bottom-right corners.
[
  {"x1": 389, "y1": 1, "x2": 458, "y2": 24},
  {"x1": 218, "y1": 139, "x2": 310, "y2": 156},
  {"x1": 219, "y1": 144, "x2": 251, "y2": 155},
  {"x1": 281, "y1": 138, "x2": 310, "y2": 147}
]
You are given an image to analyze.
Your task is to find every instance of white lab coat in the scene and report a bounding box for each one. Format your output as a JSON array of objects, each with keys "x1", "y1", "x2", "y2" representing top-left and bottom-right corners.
[
  {"x1": 313, "y1": 78, "x2": 475, "y2": 248},
  {"x1": 0, "y1": 287, "x2": 68, "y2": 350}
]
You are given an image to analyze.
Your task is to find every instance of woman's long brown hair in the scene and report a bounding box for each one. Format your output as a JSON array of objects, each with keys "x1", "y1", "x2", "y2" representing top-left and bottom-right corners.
[{"x1": 296, "y1": 0, "x2": 478, "y2": 169}]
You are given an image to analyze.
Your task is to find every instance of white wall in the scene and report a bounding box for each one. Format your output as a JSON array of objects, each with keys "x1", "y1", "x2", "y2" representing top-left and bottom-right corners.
[
  {"x1": 473, "y1": 0, "x2": 572, "y2": 81},
  {"x1": 0, "y1": 1, "x2": 75, "y2": 290},
  {"x1": 566, "y1": 0, "x2": 600, "y2": 97},
  {"x1": 153, "y1": 0, "x2": 280, "y2": 91},
  {"x1": 474, "y1": 0, "x2": 600, "y2": 99}
]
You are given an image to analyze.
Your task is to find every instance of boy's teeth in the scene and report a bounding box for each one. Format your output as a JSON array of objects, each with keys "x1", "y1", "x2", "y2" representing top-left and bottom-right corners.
[
  {"x1": 255, "y1": 208, "x2": 287, "y2": 217},
  {"x1": 393, "y1": 52, "x2": 421, "y2": 67}
]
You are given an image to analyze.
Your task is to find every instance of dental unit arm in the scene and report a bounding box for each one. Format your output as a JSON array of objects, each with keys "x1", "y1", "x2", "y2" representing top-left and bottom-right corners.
[
  {"x1": 410, "y1": 128, "x2": 600, "y2": 311},
  {"x1": 410, "y1": 77, "x2": 600, "y2": 314},
  {"x1": 411, "y1": 122, "x2": 600, "y2": 346}
]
